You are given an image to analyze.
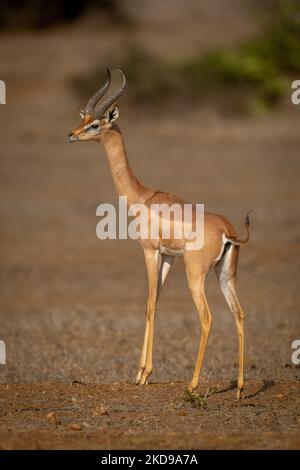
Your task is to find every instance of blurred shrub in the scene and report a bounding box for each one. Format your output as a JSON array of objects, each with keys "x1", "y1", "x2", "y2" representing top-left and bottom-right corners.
[
  {"x1": 73, "y1": 47, "x2": 178, "y2": 109},
  {"x1": 176, "y1": 0, "x2": 300, "y2": 113},
  {"x1": 0, "y1": 0, "x2": 128, "y2": 30},
  {"x1": 73, "y1": 0, "x2": 300, "y2": 114}
]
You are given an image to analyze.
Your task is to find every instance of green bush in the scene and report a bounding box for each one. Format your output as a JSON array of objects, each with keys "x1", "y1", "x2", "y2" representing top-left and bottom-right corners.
[
  {"x1": 173, "y1": 0, "x2": 300, "y2": 112},
  {"x1": 73, "y1": 0, "x2": 300, "y2": 114}
]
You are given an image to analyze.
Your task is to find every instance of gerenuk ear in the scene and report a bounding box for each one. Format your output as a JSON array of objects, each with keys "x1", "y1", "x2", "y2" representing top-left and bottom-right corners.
[{"x1": 105, "y1": 106, "x2": 119, "y2": 124}]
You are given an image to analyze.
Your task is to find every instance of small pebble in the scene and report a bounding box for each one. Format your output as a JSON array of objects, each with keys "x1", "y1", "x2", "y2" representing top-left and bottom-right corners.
[
  {"x1": 69, "y1": 423, "x2": 82, "y2": 431},
  {"x1": 92, "y1": 404, "x2": 109, "y2": 416},
  {"x1": 46, "y1": 412, "x2": 57, "y2": 422}
]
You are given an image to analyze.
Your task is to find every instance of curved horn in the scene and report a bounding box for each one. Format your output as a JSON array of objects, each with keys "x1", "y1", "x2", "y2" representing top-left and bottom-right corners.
[
  {"x1": 85, "y1": 68, "x2": 111, "y2": 116},
  {"x1": 92, "y1": 69, "x2": 126, "y2": 118}
]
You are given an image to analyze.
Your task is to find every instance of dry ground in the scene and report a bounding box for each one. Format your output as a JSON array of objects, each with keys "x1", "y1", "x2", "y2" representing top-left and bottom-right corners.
[
  {"x1": 0, "y1": 382, "x2": 300, "y2": 450},
  {"x1": 0, "y1": 1, "x2": 300, "y2": 449}
]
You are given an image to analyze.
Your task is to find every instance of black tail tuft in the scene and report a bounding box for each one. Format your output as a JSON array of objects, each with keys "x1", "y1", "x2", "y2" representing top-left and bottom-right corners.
[
  {"x1": 226, "y1": 210, "x2": 252, "y2": 246},
  {"x1": 245, "y1": 209, "x2": 252, "y2": 227}
]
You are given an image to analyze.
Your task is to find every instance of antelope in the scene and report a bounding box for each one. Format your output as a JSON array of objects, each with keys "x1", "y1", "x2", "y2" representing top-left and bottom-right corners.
[{"x1": 68, "y1": 69, "x2": 250, "y2": 398}]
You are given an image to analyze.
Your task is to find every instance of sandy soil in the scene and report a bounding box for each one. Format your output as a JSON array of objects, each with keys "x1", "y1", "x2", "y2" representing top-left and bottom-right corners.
[
  {"x1": 0, "y1": 1, "x2": 300, "y2": 449},
  {"x1": 0, "y1": 382, "x2": 300, "y2": 450}
]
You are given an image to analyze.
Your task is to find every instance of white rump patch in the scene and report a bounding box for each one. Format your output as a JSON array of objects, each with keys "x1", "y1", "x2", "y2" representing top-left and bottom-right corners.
[{"x1": 214, "y1": 233, "x2": 228, "y2": 264}]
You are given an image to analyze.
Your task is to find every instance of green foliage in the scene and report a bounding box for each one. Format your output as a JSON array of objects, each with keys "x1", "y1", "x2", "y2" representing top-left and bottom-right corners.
[
  {"x1": 183, "y1": 388, "x2": 208, "y2": 409},
  {"x1": 173, "y1": 0, "x2": 300, "y2": 112},
  {"x1": 73, "y1": 47, "x2": 177, "y2": 108},
  {"x1": 73, "y1": 0, "x2": 300, "y2": 114},
  {"x1": 118, "y1": 48, "x2": 178, "y2": 105}
]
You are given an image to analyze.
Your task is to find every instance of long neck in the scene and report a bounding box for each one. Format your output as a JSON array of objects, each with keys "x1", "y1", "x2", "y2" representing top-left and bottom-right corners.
[{"x1": 100, "y1": 125, "x2": 153, "y2": 205}]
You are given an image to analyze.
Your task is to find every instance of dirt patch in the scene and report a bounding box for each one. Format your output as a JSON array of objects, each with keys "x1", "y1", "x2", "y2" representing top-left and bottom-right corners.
[
  {"x1": 0, "y1": 381, "x2": 299, "y2": 449},
  {"x1": 0, "y1": 3, "x2": 300, "y2": 450}
]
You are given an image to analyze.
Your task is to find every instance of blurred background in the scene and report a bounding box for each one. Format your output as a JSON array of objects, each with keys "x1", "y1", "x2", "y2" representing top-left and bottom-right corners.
[{"x1": 0, "y1": 0, "x2": 299, "y2": 385}]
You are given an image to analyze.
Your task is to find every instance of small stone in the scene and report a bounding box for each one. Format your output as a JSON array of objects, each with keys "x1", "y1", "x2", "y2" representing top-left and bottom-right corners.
[
  {"x1": 69, "y1": 423, "x2": 82, "y2": 431},
  {"x1": 46, "y1": 412, "x2": 57, "y2": 422},
  {"x1": 274, "y1": 393, "x2": 285, "y2": 399},
  {"x1": 92, "y1": 404, "x2": 109, "y2": 416}
]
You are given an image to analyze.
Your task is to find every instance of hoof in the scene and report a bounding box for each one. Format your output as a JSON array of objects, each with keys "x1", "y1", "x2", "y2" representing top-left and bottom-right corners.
[
  {"x1": 135, "y1": 368, "x2": 144, "y2": 385},
  {"x1": 139, "y1": 369, "x2": 152, "y2": 385},
  {"x1": 187, "y1": 382, "x2": 197, "y2": 392}
]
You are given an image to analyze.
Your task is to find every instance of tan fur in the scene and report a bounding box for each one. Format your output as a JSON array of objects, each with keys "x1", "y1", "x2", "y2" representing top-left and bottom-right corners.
[{"x1": 69, "y1": 113, "x2": 249, "y2": 398}]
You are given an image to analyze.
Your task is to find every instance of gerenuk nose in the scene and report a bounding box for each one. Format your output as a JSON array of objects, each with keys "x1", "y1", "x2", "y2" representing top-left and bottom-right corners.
[{"x1": 67, "y1": 132, "x2": 76, "y2": 143}]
